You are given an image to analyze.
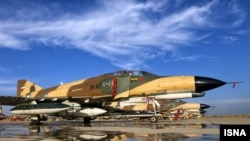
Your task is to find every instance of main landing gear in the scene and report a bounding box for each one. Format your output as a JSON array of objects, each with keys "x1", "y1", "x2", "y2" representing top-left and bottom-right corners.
[
  {"x1": 83, "y1": 117, "x2": 91, "y2": 124},
  {"x1": 150, "y1": 98, "x2": 161, "y2": 123},
  {"x1": 30, "y1": 115, "x2": 47, "y2": 125}
]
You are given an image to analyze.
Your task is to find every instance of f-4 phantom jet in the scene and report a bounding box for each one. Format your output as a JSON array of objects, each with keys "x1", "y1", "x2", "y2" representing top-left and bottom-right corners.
[
  {"x1": 0, "y1": 70, "x2": 229, "y2": 123},
  {"x1": 107, "y1": 97, "x2": 210, "y2": 122}
]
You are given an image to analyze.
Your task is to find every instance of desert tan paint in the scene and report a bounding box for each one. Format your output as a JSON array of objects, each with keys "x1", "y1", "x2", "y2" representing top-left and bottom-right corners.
[
  {"x1": 170, "y1": 103, "x2": 200, "y2": 110},
  {"x1": 17, "y1": 74, "x2": 114, "y2": 99},
  {"x1": 18, "y1": 79, "x2": 87, "y2": 98},
  {"x1": 45, "y1": 79, "x2": 87, "y2": 98},
  {"x1": 131, "y1": 104, "x2": 148, "y2": 111},
  {"x1": 109, "y1": 102, "x2": 148, "y2": 111},
  {"x1": 115, "y1": 76, "x2": 195, "y2": 99},
  {"x1": 17, "y1": 80, "x2": 43, "y2": 97}
]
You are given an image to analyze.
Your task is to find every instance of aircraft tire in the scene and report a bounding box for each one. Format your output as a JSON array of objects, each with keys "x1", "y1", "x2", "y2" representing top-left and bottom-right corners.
[
  {"x1": 83, "y1": 117, "x2": 91, "y2": 124},
  {"x1": 150, "y1": 116, "x2": 158, "y2": 123}
]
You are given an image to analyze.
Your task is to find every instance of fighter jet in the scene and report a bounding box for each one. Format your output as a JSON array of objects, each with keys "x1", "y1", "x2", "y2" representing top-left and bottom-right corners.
[
  {"x1": 0, "y1": 70, "x2": 229, "y2": 123},
  {"x1": 156, "y1": 99, "x2": 210, "y2": 120},
  {"x1": 108, "y1": 98, "x2": 210, "y2": 121}
]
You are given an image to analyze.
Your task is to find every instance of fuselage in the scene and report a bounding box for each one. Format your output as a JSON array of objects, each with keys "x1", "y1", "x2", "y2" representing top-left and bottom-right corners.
[{"x1": 17, "y1": 70, "x2": 226, "y2": 102}]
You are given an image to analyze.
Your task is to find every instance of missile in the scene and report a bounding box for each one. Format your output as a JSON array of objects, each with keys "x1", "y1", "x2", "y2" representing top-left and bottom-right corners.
[
  {"x1": 10, "y1": 102, "x2": 70, "y2": 115},
  {"x1": 153, "y1": 92, "x2": 205, "y2": 99}
]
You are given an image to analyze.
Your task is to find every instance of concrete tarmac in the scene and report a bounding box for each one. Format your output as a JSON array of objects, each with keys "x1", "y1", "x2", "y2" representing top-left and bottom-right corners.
[{"x1": 0, "y1": 116, "x2": 249, "y2": 141}]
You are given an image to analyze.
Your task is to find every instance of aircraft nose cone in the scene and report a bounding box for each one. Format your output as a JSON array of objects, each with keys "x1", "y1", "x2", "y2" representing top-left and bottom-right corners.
[
  {"x1": 200, "y1": 104, "x2": 210, "y2": 109},
  {"x1": 195, "y1": 76, "x2": 226, "y2": 92},
  {"x1": 200, "y1": 109, "x2": 206, "y2": 114}
]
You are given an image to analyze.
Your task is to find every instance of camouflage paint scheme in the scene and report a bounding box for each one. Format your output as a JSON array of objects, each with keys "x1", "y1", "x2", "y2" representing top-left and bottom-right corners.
[
  {"x1": 0, "y1": 70, "x2": 226, "y2": 107},
  {"x1": 0, "y1": 70, "x2": 226, "y2": 121},
  {"x1": 16, "y1": 70, "x2": 197, "y2": 102}
]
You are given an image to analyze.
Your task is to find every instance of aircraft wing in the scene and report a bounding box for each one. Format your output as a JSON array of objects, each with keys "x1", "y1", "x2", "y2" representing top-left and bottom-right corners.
[
  {"x1": 55, "y1": 95, "x2": 114, "y2": 105},
  {"x1": 0, "y1": 96, "x2": 26, "y2": 106},
  {"x1": 0, "y1": 95, "x2": 113, "y2": 106}
]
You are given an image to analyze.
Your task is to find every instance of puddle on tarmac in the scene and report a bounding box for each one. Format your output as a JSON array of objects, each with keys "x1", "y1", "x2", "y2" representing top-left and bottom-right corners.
[{"x1": 0, "y1": 121, "x2": 219, "y2": 141}]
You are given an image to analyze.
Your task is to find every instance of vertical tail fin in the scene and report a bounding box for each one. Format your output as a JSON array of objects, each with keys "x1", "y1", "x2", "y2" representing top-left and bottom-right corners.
[{"x1": 17, "y1": 79, "x2": 43, "y2": 97}]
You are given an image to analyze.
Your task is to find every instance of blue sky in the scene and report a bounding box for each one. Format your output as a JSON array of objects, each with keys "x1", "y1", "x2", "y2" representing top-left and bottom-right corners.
[{"x1": 0, "y1": 0, "x2": 250, "y2": 116}]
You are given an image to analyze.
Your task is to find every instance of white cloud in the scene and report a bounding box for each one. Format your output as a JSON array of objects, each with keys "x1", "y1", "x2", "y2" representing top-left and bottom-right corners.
[
  {"x1": 228, "y1": 1, "x2": 246, "y2": 28},
  {"x1": 222, "y1": 36, "x2": 238, "y2": 43},
  {"x1": 0, "y1": 33, "x2": 28, "y2": 50},
  {"x1": 174, "y1": 56, "x2": 202, "y2": 62},
  {"x1": 0, "y1": 0, "x2": 246, "y2": 69}
]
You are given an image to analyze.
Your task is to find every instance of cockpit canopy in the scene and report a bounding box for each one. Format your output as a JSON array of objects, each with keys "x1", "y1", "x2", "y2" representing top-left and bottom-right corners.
[{"x1": 102, "y1": 70, "x2": 158, "y2": 77}]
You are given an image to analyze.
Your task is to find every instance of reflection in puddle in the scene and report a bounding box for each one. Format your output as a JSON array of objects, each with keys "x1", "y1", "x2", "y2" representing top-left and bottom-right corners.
[
  {"x1": 54, "y1": 128, "x2": 124, "y2": 140},
  {"x1": 0, "y1": 122, "x2": 219, "y2": 141},
  {"x1": 31, "y1": 126, "x2": 200, "y2": 141},
  {"x1": 148, "y1": 123, "x2": 207, "y2": 129}
]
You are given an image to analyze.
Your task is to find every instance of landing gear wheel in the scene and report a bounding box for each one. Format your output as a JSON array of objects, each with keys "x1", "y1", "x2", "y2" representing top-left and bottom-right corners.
[
  {"x1": 150, "y1": 116, "x2": 158, "y2": 123},
  {"x1": 83, "y1": 117, "x2": 91, "y2": 124},
  {"x1": 30, "y1": 115, "x2": 41, "y2": 125}
]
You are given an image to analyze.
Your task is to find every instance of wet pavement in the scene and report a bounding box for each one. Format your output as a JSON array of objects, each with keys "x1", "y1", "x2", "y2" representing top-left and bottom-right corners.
[{"x1": 0, "y1": 118, "x2": 223, "y2": 141}]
